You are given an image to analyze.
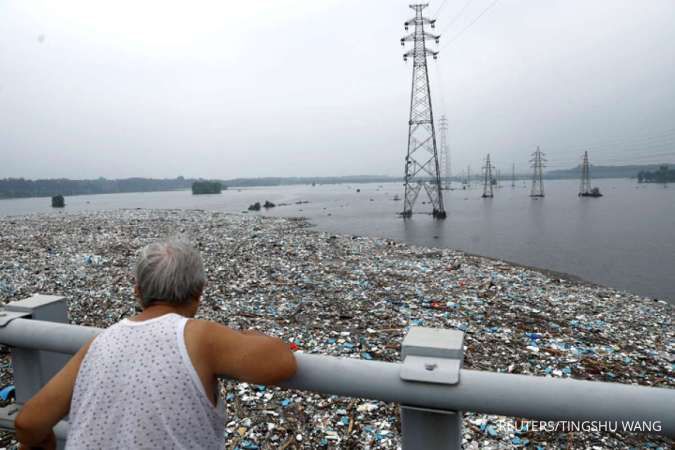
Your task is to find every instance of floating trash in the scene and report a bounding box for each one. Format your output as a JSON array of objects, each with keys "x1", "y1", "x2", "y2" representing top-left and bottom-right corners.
[{"x1": 0, "y1": 209, "x2": 671, "y2": 449}]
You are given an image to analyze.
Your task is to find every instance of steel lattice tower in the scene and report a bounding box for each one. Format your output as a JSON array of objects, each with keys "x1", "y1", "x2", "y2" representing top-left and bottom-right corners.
[
  {"x1": 511, "y1": 162, "x2": 516, "y2": 188},
  {"x1": 438, "y1": 115, "x2": 451, "y2": 190},
  {"x1": 530, "y1": 146, "x2": 546, "y2": 197},
  {"x1": 401, "y1": 4, "x2": 446, "y2": 219},
  {"x1": 579, "y1": 150, "x2": 591, "y2": 195},
  {"x1": 482, "y1": 154, "x2": 494, "y2": 198}
]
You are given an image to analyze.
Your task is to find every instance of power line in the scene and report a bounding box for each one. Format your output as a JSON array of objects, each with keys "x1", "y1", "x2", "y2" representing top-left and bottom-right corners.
[
  {"x1": 434, "y1": 0, "x2": 452, "y2": 17},
  {"x1": 442, "y1": 0, "x2": 501, "y2": 50},
  {"x1": 546, "y1": 128, "x2": 675, "y2": 155},
  {"x1": 548, "y1": 149, "x2": 675, "y2": 163},
  {"x1": 547, "y1": 148, "x2": 675, "y2": 164},
  {"x1": 437, "y1": 0, "x2": 477, "y2": 36},
  {"x1": 552, "y1": 148, "x2": 675, "y2": 163},
  {"x1": 545, "y1": 154, "x2": 675, "y2": 170}
]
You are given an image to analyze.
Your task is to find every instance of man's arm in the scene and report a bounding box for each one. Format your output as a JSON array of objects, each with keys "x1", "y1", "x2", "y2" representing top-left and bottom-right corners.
[
  {"x1": 15, "y1": 339, "x2": 93, "y2": 447},
  {"x1": 191, "y1": 321, "x2": 297, "y2": 385}
]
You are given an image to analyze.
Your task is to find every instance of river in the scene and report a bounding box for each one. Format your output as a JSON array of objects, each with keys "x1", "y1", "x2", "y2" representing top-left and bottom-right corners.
[{"x1": 1, "y1": 178, "x2": 673, "y2": 305}]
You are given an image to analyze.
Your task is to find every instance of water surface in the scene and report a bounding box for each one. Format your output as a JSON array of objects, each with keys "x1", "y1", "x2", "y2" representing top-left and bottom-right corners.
[{"x1": 1, "y1": 179, "x2": 673, "y2": 304}]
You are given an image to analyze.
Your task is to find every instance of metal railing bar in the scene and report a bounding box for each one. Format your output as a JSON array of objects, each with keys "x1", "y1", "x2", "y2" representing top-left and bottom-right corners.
[{"x1": 1, "y1": 318, "x2": 673, "y2": 437}]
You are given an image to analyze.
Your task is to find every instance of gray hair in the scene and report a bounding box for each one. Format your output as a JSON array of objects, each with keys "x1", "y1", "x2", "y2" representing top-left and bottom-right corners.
[{"x1": 134, "y1": 239, "x2": 206, "y2": 308}]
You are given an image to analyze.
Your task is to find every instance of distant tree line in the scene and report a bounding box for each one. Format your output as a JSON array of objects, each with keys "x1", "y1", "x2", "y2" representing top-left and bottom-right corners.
[
  {"x1": 6, "y1": 164, "x2": 671, "y2": 200},
  {"x1": 637, "y1": 165, "x2": 675, "y2": 183},
  {"x1": 0, "y1": 175, "x2": 405, "y2": 199},
  {"x1": 546, "y1": 164, "x2": 669, "y2": 180},
  {"x1": 191, "y1": 180, "x2": 223, "y2": 195},
  {"x1": 0, "y1": 177, "x2": 194, "y2": 199}
]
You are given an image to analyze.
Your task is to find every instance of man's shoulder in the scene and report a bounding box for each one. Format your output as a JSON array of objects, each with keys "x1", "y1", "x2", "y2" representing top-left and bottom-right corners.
[{"x1": 185, "y1": 319, "x2": 235, "y2": 346}]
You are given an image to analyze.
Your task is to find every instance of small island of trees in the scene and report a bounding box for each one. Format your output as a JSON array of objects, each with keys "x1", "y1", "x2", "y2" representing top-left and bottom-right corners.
[
  {"x1": 191, "y1": 180, "x2": 224, "y2": 195},
  {"x1": 51, "y1": 195, "x2": 65, "y2": 207},
  {"x1": 637, "y1": 165, "x2": 675, "y2": 184}
]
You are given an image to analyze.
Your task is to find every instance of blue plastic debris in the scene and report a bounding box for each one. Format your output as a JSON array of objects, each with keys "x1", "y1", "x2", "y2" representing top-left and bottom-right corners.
[
  {"x1": 340, "y1": 416, "x2": 349, "y2": 425},
  {"x1": 562, "y1": 367, "x2": 572, "y2": 375},
  {"x1": 240, "y1": 440, "x2": 259, "y2": 449},
  {"x1": 226, "y1": 393, "x2": 235, "y2": 401},
  {"x1": 361, "y1": 352, "x2": 373, "y2": 360},
  {"x1": 0, "y1": 385, "x2": 14, "y2": 401},
  {"x1": 0, "y1": 281, "x2": 15, "y2": 296},
  {"x1": 281, "y1": 399, "x2": 291, "y2": 407},
  {"x1": 485, "y1": 425, "x2": 497, "y2": 437}
]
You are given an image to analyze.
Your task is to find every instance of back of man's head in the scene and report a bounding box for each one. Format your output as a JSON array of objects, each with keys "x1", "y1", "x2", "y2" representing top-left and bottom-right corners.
[{"x1": 135, "y1": 239, "x2": 205, "y2": 308}]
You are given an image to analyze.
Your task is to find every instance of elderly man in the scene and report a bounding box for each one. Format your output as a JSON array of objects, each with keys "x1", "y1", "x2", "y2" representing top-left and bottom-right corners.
[{"x1": 15, "y1": 239, "x2": 297, "y2": 449}]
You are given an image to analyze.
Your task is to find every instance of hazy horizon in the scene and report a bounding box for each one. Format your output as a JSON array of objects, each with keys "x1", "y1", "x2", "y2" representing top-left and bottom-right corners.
[{"x1": 2, "y1": 0, "x2": 674, "y2": 180}]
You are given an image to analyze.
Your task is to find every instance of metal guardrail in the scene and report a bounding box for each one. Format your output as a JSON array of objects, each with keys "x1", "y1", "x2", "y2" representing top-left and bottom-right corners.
[{"x1": 0, "y1": 295, "x2": 673, "y2": 449}]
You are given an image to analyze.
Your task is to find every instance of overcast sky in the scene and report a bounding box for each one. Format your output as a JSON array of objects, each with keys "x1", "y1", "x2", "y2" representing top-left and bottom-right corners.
[{"x1": 1, "y1": 0, "x2": 674, "y2": 179}]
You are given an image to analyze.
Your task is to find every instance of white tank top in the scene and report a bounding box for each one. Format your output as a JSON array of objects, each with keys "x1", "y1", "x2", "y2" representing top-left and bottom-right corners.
[{"x1": 66, "y1": 313, "x2": 226, "y2": 449}]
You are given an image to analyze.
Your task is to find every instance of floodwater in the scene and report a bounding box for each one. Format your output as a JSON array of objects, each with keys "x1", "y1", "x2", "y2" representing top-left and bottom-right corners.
[{"x1": 1, "y1": 179, "x2": 673, "y2": 304}]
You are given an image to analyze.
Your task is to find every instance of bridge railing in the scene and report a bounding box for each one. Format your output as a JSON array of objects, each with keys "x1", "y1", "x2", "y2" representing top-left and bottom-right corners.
[{"x1": 0, "y1": 295, "x2": 673, "y2": 449}]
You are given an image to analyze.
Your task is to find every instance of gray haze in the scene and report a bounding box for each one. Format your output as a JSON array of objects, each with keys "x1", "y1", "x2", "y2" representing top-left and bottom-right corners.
[{"x1": 1, "y1": 0, "x2": 674, "y2": 180}]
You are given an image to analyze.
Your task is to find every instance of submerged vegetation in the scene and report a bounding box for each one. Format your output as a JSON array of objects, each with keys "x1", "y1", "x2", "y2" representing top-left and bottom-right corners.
[
  {"x1": 191, "y1": 180, "x2": 223, "y2": 195},
  {"x1": 637, "y1": 165, "x2": 675, "y2": 184},
  {"x1": 51, "y1": 195, "x2": 65, "y2": 207}
]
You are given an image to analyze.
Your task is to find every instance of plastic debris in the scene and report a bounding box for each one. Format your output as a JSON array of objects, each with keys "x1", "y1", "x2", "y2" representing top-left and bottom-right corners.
[
  {"x1": 0, "y1": 209, "x2": 671, "y2": 449},
  {"x1": 0, "y1": 385, "x2": 14, "y2": 401}
]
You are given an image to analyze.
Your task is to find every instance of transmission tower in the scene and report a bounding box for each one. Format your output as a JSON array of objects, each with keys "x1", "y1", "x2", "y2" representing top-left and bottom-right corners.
[
  {"x1": 438, "y1": 115, "x2": 451, "y2": 190},
  {"x1": 579, "y1": 150, "x2": 591, "y2": 195},
  {"x1": 401, "y1": 4, "x2": 446, "y2": 219},
  {"x1": 467, "y1": 165, "x2": 471, "y2": 188},
  {"x1": 530, "y1": 146, "x2": 546, "y2": 197},
  {"x1": 482, "y1": 154, "x2": 494, "y2": 198},
  {"x1": 511, "y1": 162, "x2": 516, "y2": 188}
]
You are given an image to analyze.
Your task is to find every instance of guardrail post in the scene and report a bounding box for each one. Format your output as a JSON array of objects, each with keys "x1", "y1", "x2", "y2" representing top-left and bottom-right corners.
[
  {"x1": 399, "y1": 327, "x2": 464, "y2": 450},
  {"x1": 3, "y1": 294, "x2": 69, "y2": 449}
]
